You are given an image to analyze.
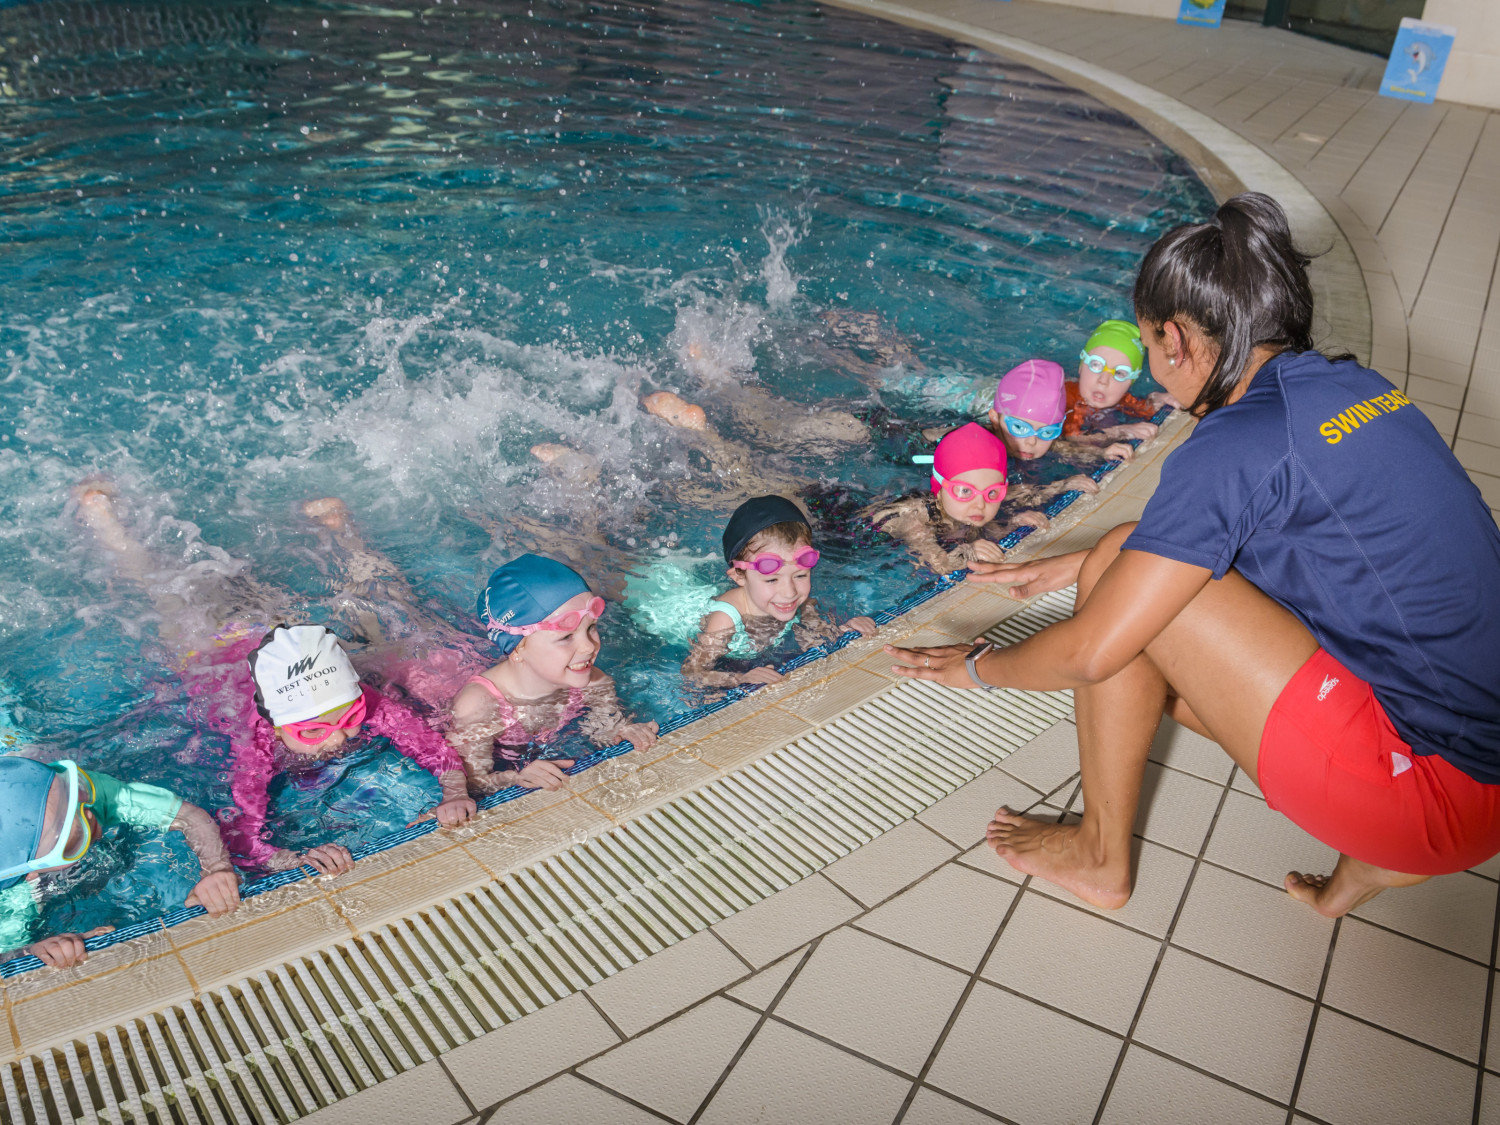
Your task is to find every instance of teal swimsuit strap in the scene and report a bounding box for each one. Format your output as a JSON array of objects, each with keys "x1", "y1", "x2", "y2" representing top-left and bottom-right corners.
[{"x1": 705, "y1": 599, "x2": 746, "y2": 636}]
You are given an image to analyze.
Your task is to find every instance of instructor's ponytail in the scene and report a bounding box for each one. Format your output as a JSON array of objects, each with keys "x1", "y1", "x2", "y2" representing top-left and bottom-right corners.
[{"x1": 1133, "y1": 193, "x2": 1317, "y2": 416}]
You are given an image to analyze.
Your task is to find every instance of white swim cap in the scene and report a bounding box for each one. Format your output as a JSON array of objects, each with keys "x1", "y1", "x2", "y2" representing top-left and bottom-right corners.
[{"x1": 246, "y1": 624, "x2": 362, "y2": 727}]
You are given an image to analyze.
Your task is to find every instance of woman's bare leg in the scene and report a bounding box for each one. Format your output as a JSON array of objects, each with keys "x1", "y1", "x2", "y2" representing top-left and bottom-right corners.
[{"x1": 989, "y1": 522, "x2": 1426, "y2": 917}]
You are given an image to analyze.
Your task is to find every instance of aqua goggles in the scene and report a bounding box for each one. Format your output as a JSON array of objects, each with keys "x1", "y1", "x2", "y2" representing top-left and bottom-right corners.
[
  {"x1": 1079, "y1": 350, "x2": 1140, "y2": 383},
  {"x1": 0, "y1": 761, "x2": 96, "y2": 882},
  {"x1": 1001, "y1": 415, "x2": 1063, "y2": 442}
]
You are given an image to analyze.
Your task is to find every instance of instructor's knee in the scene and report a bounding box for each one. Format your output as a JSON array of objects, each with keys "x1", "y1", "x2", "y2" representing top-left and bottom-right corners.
[{"x1": 1077, "y1": 522, "x2": 1138, "y2": 605}]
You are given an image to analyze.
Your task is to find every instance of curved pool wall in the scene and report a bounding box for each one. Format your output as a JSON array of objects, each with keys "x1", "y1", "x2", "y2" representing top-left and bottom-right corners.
[
  {"x1": 0, "y1": 0, "x2": 1375, "y2": 1118},
  {"x1": 0, "y1": 0, "x2": 1222, "y2": 944}
]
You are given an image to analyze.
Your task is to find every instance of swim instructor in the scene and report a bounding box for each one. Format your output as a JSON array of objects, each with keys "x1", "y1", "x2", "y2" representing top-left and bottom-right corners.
[{"x1": 888, "y1": 192, "x2": 1500, "y2": 917}]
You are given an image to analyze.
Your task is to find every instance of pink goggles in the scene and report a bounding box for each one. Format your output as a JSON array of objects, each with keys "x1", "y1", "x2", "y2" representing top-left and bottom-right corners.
[
  {"x1": 282, "y1": 693, "x2": 368, "y2": 745},
  {"x1": 932, "y1": 468, "x2": 1007, "y2": 505},
  {"x1": 492, "y1": 596, "x2": 606, "y2": 636},
  {"x1": 733, "y1": 548, "x2": 821, "y2": 576}
]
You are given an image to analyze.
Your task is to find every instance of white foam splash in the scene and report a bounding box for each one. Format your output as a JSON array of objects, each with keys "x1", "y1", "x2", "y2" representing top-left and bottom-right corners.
[{"x1": 759, "y1": 205, "x2": 807, "y2": 309}]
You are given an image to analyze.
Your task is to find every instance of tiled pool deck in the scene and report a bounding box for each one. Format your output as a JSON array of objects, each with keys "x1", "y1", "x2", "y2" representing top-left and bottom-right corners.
[{"x1": 8, "y1": 5, "x2": 1500, "y2": 1123}]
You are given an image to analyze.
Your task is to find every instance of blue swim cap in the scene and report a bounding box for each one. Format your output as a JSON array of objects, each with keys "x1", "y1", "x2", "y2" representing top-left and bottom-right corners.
[
  {"x1": 0, "y1": 756, "x2": 58, "y2": 891},
  {"x1": 478, "y1": 554, "x2": 591, "y2": 654},
  {"x1": 722, "y1": 495, "x2": 811, "y2": 564}
]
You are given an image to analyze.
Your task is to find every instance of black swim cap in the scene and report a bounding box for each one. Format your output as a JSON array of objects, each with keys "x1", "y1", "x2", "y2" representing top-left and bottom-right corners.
[{"x1": 722, "y1": 495, "x2": 810, "y2": 564}]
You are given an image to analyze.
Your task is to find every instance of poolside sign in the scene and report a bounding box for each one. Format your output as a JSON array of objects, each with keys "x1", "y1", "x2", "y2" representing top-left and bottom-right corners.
[
  {"x1": 1176, "y1": 0, "x2": 1226, "y2": 28},
  {"x1": 1380, "y1": 18, "x2": 1456, "y2": 104}
]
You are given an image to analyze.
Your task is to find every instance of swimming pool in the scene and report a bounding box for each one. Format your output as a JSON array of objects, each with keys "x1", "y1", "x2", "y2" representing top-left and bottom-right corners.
[{"x1": 0, "y1": 0, "x2": 1214, "y2": 941}]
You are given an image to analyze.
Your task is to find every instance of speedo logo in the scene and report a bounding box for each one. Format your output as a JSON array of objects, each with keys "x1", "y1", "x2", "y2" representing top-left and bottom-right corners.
[
  {"x1": 287, "y1": 656, "x2": 316, "y2": 680},
  {"x1": 1317, "y1": 675, "x2": 1339, "y2": 702}
]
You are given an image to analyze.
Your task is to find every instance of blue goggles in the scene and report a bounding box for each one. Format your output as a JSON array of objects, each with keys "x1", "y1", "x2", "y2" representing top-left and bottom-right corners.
[
  {"x1": 0, "y1": 760, "x2": 95, "y2": 883},
  {"x1": 1001, "y1": 415, "x2": 1063, "y2": 442}
]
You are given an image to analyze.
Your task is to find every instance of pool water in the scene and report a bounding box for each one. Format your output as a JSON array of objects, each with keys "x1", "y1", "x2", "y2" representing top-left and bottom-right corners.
[{"x1": 0, "y1": 0, "x2": 1214, "y2": 939}]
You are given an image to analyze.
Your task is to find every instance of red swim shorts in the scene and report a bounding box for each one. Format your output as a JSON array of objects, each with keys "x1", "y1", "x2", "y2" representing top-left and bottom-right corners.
[{"x1": 1258, "y1": 649, "x2": 1500, "y2": 875}]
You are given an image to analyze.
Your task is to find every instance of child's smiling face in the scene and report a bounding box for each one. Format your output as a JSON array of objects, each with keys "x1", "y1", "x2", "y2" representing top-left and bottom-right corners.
[
  {"x1": 936, "y1": 467, "x2": 1006, "y2": 526},
  {"x1": 516, "y1": 592, "x2": 603, "y2": 689},
  {"x1": 730, "y1": 537, "x2": 814, "y2": 622},
  {"x1": 1077, "y1": 344, "x2": 1136, "y2": 409}
]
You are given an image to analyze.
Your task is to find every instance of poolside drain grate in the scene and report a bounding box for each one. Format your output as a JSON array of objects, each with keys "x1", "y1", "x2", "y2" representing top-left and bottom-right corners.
[{"x1": 3, "y1": 589, "x2": 1075, "y2": 1124}]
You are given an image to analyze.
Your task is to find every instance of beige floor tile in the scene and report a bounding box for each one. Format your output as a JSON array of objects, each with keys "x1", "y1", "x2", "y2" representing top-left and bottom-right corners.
[
  {"x1": 926, "y1": 980, "x2": 1120, "y2": 1124},
  {"x1": 578, "y1": 997, "x2": 760, "y2": 1123},
  {"x1": 1134, "y1": 948, "x2": 1313, "y2": 1101},
  {"x1": 696, "y1": 1017, "x2": 911, "y2": 1125},
  {"x1": 10, "y1": 945, "x2": 196, "y2": 1054},
  {"x1": 857, "y1": 862, "x2": 1018, "y2": 972},
  {"x1": 444, "y1": 991, "x2": 620, "y2": 1108},
  {"x1": 1149, "y1": 719, "x2": 1235, "y2": 784},
  {"x1": 331, "y1": 848, "x2": 494, "y2": 933},
  {"x1": 998, "y1": 719, "x2": 1082, "y2": 794},
  {"x1": 1472, "y1": 852, "x2": 1500, "y2": 880},
  {"x1": 1482, "y1": 1073, "x2": 1500, "y2": 1125},
  {"x1": 903, "y1": 1087, "x2": 999, "y2": 1125},
  {"x1": 1, "y1": 927, "x2": 177, "y2": 1006},
  {"x1": 726, "y1": 945, "x2": 806, "y2": 1010},
  {"x1": 1130, "y1": 762, "x2": 1224, "y2": 855},
  {"x1": 1296, "y1": 1008, "x2": 1476, "y2": 1125},
  {"x1": 712, "y1": 873, "x2": 862, "y2": 967},
  {"x1": 822, "y1": 819, "x2": 960, "y2": 908},
  {"x1": 1030, "y1": 837, "x2": 1196, "y2": 938},
  {"x1": 573, "y1": 751, "x2": 720, "y2": 823},
  {"x1": 1323, "y1": 918, "x2": 1487, "y2": 1061},
  {"x1": 981, "y1": 891, "x2": 1159, "y2": 1034},
  {"x1": 1203, "y1": 790, "x2": 1338, "y2": 890},
  {"x1": 1350, "y1": 871, "x2": 1497, "y2": 962},
  {"x1": 915, "y1": 768, "x2": 1045, "y2": 848},
  {"x1": 297, "y1": 1060, "x2": 470, "y2": 1125},
  {"x1": 586, "y1": 929, "x2": 748, "y2": 1037},
  {"x1": 1491, "y1": 971, "x2": 1500, "y2": 1068},
  {"x1": 1100, "y1": 1046, "x2": 1285, "y2": 1125},
  {"x1": 774, "y1": 926, "x2": 968, "y2": 1074},
  {"x1": 460, "y1": 798, "x2": 614, "y2": 877},
  {"x1": 1171, "y1": 862, "x2": 1335, "y2": 996},
  {"x1": 488, "y1": 1073, "x2": 664, "y2": 1124}
]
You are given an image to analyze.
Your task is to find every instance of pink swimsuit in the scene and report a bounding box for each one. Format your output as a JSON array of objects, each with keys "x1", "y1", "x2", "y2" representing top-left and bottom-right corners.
[{"x1": 464, "y1": 675, "x2": 585, "y2": 769}]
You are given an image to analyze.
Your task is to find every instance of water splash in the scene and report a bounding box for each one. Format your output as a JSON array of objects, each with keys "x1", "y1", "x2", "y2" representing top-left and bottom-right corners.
[{"x1": 759, "y1": 205, "x2": 808, "y2": 309}]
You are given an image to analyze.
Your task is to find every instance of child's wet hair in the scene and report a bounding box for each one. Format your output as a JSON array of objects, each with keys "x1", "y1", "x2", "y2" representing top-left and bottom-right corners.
[{"x1": 735, "y1": 521, "x2": 814, "y2": 563}]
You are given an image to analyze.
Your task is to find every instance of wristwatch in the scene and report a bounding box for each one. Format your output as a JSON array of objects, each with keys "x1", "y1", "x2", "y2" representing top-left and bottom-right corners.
[{"x1": 965, "y1": 641, "x2": 998, "y2": 690}]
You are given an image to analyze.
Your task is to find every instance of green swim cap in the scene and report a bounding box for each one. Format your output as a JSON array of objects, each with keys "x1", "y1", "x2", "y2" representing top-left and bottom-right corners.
[{"x1": 1083, "y1": 320, "x2": 1144, "y2": 371}]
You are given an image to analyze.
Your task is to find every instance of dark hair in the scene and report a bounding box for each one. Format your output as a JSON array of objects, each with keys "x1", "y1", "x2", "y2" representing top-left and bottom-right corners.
[
  {"x1": 736, "y1": 521, "x2": 814, "y2": 562},
  {"x1": 1134, "y1": 192, "x2": 1318, "y2": 416}
]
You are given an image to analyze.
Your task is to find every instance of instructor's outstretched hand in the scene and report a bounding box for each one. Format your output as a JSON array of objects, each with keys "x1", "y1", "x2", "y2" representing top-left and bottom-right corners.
[
  {"x1": 966, "y1": 549, "x2": 1087, "y2": 600},
  {"x1": 885, "y1": 639, "x2": 988, "y2": 689}
]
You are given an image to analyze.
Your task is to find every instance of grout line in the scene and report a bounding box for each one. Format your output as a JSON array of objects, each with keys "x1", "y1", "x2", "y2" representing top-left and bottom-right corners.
[
  {"x1": 569, "y1": 1071, "x2": 681, "y2": 1123},
  {"x1": 685, "y1": 939, "x2": 820, "y2": 1125},
  {"x1": 1090, "y1": 774, "x2": 1236, "y2": 1125},
  {"x1": 1283, "y1": 913, "x2": 1342, "y2": 1125},
  {"x1": 1371, "y1": 104, "x2": 1452, "y2": 241},
  {"x1": 707, "y1": 926, "x2": 757, "y2": 974},
  {"x1": 581, "y1": 991, "x2": 628, "y2": 1042},
  {"x1": 909, "y1": 1084, "x2": 1017, "y2": 1123},
  {"x1": 1472, "y1": 878, "x2": 1500, "y2": 1125},
  {"x1": 436, "y1": 1055, "x2": 481, "y2": 1120},
  {"x1": 890, "y1": 812, "x2": 1047, "y2": 1124},
  {"x1": 1450, "y1": 198, "x2": 1500, "y2": 456}
]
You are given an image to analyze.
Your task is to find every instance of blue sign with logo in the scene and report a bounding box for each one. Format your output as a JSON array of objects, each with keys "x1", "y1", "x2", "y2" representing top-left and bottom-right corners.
[
  {"x1": 1177, "y1": 0, "x2": 1226, "y2": 28},
  {"x1": 1380, "y1": 19, "x2": 1456, "y2": 104}
]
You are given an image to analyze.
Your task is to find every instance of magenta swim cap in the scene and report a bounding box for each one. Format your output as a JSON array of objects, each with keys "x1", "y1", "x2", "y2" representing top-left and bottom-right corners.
[
  {"x1": 932, "y1": 422, "x2": 1007, "y2": 494},
  {"x1": 993, "y1": 359, "x2": 1066, "y2": 426}
]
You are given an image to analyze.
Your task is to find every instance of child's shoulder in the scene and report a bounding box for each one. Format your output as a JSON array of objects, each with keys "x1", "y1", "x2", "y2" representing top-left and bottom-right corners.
[{"x1": 452, "y1": 671, "x2": 508, "y2": 719}]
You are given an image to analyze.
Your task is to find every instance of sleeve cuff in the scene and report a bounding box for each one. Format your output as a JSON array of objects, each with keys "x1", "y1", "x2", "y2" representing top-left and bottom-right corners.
[{"x1": 1121, "y1": 532, "x2": 1227, "y2": 578}]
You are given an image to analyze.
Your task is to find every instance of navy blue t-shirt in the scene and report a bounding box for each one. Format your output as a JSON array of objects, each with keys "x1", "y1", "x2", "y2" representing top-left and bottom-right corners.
[{"x1": 1125, "y1": 351, "x2": 1500, "y2": 784}]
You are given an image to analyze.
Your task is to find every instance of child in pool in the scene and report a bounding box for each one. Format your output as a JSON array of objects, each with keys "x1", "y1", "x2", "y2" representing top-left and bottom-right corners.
[
  {"x1": 990, "y1": 358, "x2": 1137, "y2": 471},
  {"x1": 450, "y1": 554, "x2": 658, "y2": 794},
  {"x1": 0, "y1": 756, "x2": 241, "y2": 968},
  {"x1": 1064, "y1": 319, "x2": 1174, "y2": 443},
  {"x1": 869, "y1": 423, "x2": 1049, "y2": 576},
  {"x1": 682, "y1": 496, "x2": 879, "y2": 688},
  {"x1": 72, "y1": 486, "x2": 477, "y2": 876}
]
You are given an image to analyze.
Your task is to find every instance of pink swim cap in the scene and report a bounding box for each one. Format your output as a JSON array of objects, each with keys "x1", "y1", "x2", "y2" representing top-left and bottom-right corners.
[
  {"x1": 993, "y1": 359, "x2": 1066, "y2": 426},
  {"x1": 932, "y1": 422, "x2": 1008, "y2": 494}
]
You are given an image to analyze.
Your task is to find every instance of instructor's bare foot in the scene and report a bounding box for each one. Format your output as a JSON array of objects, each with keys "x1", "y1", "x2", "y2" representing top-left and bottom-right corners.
[
  {"x1": 1285, "y1": 856, "x2": 1428, "y2": 918},
  {"x1": 986, "y1": 807, "x2": 1131, "y2": 910},
  {"x1": 302, "y1": 497, "x2": 352, "y2": 531}
]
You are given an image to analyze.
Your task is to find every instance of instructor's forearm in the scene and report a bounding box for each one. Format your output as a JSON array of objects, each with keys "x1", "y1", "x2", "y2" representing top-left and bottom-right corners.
[{"x1": 974, "y1": 615, "x2": 1103, "y2": 692}]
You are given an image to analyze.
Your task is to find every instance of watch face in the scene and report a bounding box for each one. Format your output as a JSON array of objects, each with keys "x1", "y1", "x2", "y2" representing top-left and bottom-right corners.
[{"x1": 969, "y1": 640, "x2": 993, "y2": 658}]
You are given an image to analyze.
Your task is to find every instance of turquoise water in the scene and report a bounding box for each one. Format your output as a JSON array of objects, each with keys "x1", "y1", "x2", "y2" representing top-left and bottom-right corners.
[{"x1": 0, "y1": 0, "x2": 1214, "y2": 938}]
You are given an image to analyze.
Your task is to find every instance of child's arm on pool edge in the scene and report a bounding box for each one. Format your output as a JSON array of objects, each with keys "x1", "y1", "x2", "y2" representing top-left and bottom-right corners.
[
  {"x1": 578, "y1": 673, "x2": 658, "y2": 752},
  {"x1": 363, "y1": 687, "x2": 475, "y2": 826}
]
